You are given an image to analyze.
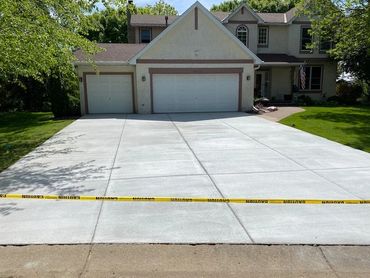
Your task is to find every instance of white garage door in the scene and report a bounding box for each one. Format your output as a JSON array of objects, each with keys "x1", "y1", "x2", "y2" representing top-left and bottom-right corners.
[
  {"x1": 153, "y1": 74, "x2": 239, "y2": 113},
  {"x1": 86, "y1": 74, "x2": 133, "y2": 113}
]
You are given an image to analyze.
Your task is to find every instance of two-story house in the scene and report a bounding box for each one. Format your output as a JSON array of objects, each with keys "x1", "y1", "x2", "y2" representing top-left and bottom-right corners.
[{"x1": 74, "y1": 1, "x2": 336, "y2": 114}]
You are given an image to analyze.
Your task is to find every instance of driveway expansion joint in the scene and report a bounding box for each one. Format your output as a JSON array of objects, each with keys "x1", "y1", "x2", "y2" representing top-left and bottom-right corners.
[
  {"x1": 167, "y1": 114, "x2": 255, "y2": 243},
  {"x1": 79, "y1": 116, "x2": 128, "y2": 276}
]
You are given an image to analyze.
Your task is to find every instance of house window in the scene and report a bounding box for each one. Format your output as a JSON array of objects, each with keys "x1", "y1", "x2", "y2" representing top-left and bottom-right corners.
[
  {"x1": 299, "y1": 66, "x2": 322, "y2": 91},
  {"x1": 236, "y1": 25, "x2": 248, "y2": 46},
  {"x1": 300, "y1": 26, "x2": 312, "y2": 52},
  {"x1": 140, "y1": 28, "x2": 151, "y2": 43},
  {"x1": 319, "y1": 40, "x2": 332, "y2": 53},
  {"x1": 258, "y1": 27, "x2": 268, "y2": 47}
]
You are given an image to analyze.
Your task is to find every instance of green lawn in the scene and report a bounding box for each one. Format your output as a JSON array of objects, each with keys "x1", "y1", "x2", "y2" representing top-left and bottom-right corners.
[
  {"x1": 279, "y1": 106, "x2": 370, "y2": 153},
  {"x1": 0, "y1": 112, "x2": 75, "y2": 172}
]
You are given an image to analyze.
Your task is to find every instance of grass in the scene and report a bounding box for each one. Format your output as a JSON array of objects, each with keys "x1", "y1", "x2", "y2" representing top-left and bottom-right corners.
[
  {"x1": 0, "y1": 112, "x2": 75, "y2": 172},
  {"x1": 279, "y1": 106, "x2": 370, "y2": 153}
]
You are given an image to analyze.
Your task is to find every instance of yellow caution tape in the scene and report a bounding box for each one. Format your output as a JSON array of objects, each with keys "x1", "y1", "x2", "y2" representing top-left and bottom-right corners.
[{"x1": 0, "y1": 193, "x2": 370, "y2": 204}]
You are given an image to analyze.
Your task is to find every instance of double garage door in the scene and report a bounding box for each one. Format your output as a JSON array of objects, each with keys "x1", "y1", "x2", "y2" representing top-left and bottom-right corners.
[
  {"x1": 152, "y1": 73, "x2": 240, "y2": 113},
  {"x1": 85, "y1": 72, "x2": 240, "y2": 114}
]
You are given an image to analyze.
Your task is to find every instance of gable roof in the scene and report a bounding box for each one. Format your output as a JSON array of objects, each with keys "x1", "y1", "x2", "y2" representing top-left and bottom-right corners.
[
  {"x1": 223, "y1": 3, "x2": 264, "y2": 23},
  {"x1": 285, "y1": 7, "x2": 298, "y2": 23},
  {"x1": 257, "y1": 13, "x2": 285, "y2": 23},
  {"x1": 129, "y1": 1, "x2": 262, "y2": 65},
  {"x1": 74, "y1": 43, "x2": 146, "y2": 64}
]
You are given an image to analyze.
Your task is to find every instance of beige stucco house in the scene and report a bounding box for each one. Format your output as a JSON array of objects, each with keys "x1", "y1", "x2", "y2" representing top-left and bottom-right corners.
[{"x1": 74, "y1": 1, "x2": 337, "y2": 114}]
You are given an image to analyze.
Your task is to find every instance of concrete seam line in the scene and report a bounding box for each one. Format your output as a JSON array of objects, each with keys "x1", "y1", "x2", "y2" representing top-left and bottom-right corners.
[
  {"x1": 221, "y1": 120, "x2": 365, "y2": 200},
  {"x1": 79, "y1": 115, "x2": 128, "y2": 277},
  {"x1": 166, "y1": 114, "x2": 255, "y2": 243}
]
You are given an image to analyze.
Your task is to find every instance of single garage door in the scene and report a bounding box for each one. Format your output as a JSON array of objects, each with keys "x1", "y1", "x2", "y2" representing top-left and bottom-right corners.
[
  {"x1": 152, "y1": 74, "x2": 239, "y2": 113},
  {"x1": 85, "y1": 74, "x2": 133, "y2": 113}
]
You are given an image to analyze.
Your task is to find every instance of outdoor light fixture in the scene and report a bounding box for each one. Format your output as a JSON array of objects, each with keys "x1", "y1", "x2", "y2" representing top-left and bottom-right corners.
[
  {"x1": 246, "y1": 75, "x2": 251, "y2": 80},
  {"x1": 142, "y1": 75, "x2": 146, "y2": 81}
]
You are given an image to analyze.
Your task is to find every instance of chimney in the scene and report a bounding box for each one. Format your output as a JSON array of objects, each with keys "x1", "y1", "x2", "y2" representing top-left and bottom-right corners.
[
  {"x1": 165, "y1": 15, "x2": 168, "y2": 27},
  {"x1": 127, "y1": 0, "x2": 134, "y2": 43}
]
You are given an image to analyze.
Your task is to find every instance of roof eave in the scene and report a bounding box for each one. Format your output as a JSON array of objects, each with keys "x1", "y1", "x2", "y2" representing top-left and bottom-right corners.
[
  {"x1": 73, "y1": 61, "x2": 131, "y2": 66},
  {"x1": 130, "y1": 23, "x2": 169, "y2": 27},
  {"x1": 262, "y1": 62, "x2": 304, "y2": 66}
]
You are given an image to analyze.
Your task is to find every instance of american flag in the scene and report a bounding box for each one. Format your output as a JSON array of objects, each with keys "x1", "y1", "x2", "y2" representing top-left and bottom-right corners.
[{"x1": 299, "y1": 65, "x2": 306, "y2": 90}]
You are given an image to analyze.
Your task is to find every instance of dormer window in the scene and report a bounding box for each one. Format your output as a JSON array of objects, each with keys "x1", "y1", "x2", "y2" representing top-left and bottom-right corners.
[
  {"x1": 236, "y1": 25, "x2": 248, "y2": 46},
  {"x1": 140, "y1": 28, "x2": 151, "y2": 43}
]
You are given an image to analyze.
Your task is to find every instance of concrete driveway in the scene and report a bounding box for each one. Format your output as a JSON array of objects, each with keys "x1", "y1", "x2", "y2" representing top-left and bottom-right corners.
[{"x1": 1, "y1": 113, "x2": 370, "y2": 245}]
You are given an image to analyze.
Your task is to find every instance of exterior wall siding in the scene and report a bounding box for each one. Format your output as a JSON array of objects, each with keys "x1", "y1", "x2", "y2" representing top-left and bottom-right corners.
[
  {"x1": 257, "y1": 25, "x2": 288, "y2": 54},
  {"x1": 270, "y1": 67, "x2": 292, "y2": 101},
  {"x1": 134, "y1": 27, "x2": 166, "y2": 43},
  {"x1": 225, "y1": 23, "x2": 258, "y2": 53},
  {"x1": 140, "y1": 9, "x2": 255, "y2": 60}
]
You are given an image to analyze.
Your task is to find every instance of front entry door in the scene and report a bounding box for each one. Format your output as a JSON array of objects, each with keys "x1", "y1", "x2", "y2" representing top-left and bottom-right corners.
[{"x1": 255, "y1": 72, "x2": 267, "y2": 98}]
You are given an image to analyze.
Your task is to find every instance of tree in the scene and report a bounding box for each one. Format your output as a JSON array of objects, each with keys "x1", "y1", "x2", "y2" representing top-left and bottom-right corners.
[
  {"x1": 0, "y1": 0, "x2": 101, "y2": 81},
  {"x1": 210, "y1": 0, "x2": 299, "y2": 13},
  {"x1": 300, "y1": 0, "x2": 370, "y2": 83},
  {"x1": 136, "y1": 0, "x2": 178, "y2": 15},
  {"x1": 86, "y1": 7, "x2": 128, "y2": 43},
  {"x1": 85, "y1": 0, "x2": 178, "y2": 43}
]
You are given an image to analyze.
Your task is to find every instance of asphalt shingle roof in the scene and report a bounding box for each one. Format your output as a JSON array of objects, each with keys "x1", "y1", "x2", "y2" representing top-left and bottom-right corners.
[
  {"x1": 130, "y1": 8, "x2": 297, "y2": 26},
  {"x1": 74, "y1": 43, "x2": 146, "y2": 62}
]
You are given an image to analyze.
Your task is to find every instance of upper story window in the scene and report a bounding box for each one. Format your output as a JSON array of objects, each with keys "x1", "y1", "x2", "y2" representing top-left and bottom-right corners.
[
  {"x1": 140, "y1": 28, "x2": 151, "y2": 43},
  {"x1": 258, "y1": 27, "x2": 268, "y2": 47},
  {"x1": 236, "y1": 25, "x2": 248, "y2": 46},
  {"x1": 299, "y1": 65, "x2": 322, "y2": 91},
  {"x1": 300, "y1": 26, "x2": 312, "y2": 52},
  {"x1": 319, "y1": 40, "x2": 332, "y2": 53}
]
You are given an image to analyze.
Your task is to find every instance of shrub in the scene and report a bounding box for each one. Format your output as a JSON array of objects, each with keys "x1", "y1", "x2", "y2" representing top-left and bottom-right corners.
[
  {"x1": 48, "y1": 74, "x2": 80, "y2": 118},
  {"x1": 295, "y1": 95, "x2": 314, "y2": 106},
  {"x1": 336, "y1": 80, "x2": 363, "y2": 104}
]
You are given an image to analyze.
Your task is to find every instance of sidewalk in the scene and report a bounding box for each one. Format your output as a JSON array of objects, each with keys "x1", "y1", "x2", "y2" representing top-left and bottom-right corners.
[
  {"x1": 258, "y1": 106, "x2": 305, "y2": 122},
  {"x1": 1, "y1": 244, "x2": 369, "y2": 277}
]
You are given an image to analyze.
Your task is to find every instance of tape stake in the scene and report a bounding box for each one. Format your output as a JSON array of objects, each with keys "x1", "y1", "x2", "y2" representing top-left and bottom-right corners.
[{"x1": 0, "y1": 194, "x2": 370, "y2": 205}]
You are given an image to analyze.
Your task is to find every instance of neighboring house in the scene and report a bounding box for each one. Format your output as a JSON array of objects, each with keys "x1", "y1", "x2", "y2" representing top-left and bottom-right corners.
[{"x1": 74, "y1": 1, "x2": 336, "y2": 114}]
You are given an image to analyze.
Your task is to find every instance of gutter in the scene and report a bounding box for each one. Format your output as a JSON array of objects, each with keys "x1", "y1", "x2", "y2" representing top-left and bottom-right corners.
[
  {"x1": 261, "y1": 62, "x2": 305, "y2": 66},
  {"x1": 73, "y1": 61, "x2": 131, "y2": 66}
]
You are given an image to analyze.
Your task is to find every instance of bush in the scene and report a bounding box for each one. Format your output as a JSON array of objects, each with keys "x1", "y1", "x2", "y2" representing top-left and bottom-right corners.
[
  {"x1": 48, "y1": 74, "x2": 80, "y2": 118},
  {"x1": 0, "y1": 73, "x2": 79, "y2": 116},
  {"x1": 336, "y1": 80, "x2": 363, "y2": 104},
  {"x1": 295, "y1": 95, "x2": 314, "y2": 106},
  {"x1": 0, "y1": 77, "x2": 50, "y2": 112}
]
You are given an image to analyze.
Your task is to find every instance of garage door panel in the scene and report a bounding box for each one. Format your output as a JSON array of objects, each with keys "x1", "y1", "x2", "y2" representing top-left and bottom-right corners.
[
  {"x1": 86, "y1": 74, "x2": 133, "y2": 114},
  {"x1": 153, "y1": 74, "x2": 239, "y2": 113}
]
